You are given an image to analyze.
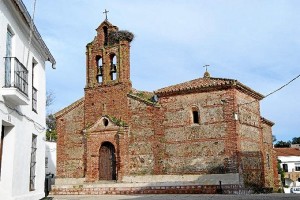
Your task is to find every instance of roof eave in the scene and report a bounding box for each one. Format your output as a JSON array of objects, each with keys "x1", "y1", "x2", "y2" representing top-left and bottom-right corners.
[
  {"x1": 261, "y1": 117, "x2": 275, "y2": 126},
  {"x1": 54, "y1": 97, "x2": 84, "y2": 118},
  {"x1": 235, "y1": 82, "x2": 264, "y2": 100},
  {"x1": 155, "y1": 85, "x2": 232, "y2": 97},
  {"x1": 12, "y1": 0, "x2": 56, "y2": 68}
]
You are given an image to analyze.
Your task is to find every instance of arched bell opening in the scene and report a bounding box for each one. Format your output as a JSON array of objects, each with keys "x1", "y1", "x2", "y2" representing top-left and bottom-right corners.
[
  {"x1": 109, "y1": 54, "x2": 117, "y2": 81},
  {"x1": 103, "y1": 26, "x2": 108, "y2": 46},
  {"x1": 96, "y1": 55, "x2": 103, "y2": 83}
]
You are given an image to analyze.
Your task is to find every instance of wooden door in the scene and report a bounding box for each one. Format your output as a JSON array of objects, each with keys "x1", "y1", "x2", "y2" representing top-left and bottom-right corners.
[{"x1": 99, "y1": 142, "x2": 116, "y2": 180}]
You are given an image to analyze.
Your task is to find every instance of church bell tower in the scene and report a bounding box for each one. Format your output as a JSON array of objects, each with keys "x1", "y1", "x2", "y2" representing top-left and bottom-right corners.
[
  {"x1": 84, "y1": 19, "x2": 134, "y2": 125},
  {"x1": 86, "y1": 20, "x2": 133, "y2": 87}
]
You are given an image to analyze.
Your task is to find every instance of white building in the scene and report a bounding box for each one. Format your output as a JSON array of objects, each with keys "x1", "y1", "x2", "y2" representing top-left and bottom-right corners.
[
  {"x1": 0, "y1": 1, "x2": 55, "y2": 200},
  {"x1": 275, "y1": 147, "x2": 300, "y2": 188},
  {"x1": 45, "y1": 141, "x2": 56, "y2": 176}
]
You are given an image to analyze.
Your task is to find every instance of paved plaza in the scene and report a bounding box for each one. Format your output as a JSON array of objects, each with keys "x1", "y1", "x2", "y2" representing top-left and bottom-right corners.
[{"x1": 48, "y1": 194, "x2": 299, "y2": 200}]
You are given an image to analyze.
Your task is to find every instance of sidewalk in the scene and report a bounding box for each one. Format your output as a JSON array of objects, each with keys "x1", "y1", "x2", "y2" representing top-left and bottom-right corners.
[{"x1": 46, "y1": 194, "x2": 300, "y2": 200}]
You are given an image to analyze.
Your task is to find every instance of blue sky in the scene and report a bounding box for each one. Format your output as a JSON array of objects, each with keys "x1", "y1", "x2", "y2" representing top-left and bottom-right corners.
[{"x1": 23, "y1": 0, "x2": 300, "y2": 142}]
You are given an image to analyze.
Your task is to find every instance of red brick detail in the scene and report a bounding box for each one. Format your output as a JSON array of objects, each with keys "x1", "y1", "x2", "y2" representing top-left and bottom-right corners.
[{"x1": 55, "y1": 20, "x2": 278, "y2": 190}]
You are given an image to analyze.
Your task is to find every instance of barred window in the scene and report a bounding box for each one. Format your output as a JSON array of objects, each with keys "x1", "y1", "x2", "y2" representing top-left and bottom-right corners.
[
  {"x1": 282, "y1": 163, "x2": 288, "y2": 172},
  {"x1": 32, "y1": 60, "x2": 37, "y2": 112},
  {"x1": 32, "y1": 87, "x2": 37, "y2": 112},
  {"x1": 29, "y1": 134, "x2": 37, "y2": 191},
  {"x1": 295, "y1": 163, "x2": 300, "y2": 171}
]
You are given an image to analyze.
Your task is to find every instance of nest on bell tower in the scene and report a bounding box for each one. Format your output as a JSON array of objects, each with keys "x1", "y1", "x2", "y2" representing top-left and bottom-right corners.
[{"x1": 108, "y1": 30, "x2": 134, "y2": 45}]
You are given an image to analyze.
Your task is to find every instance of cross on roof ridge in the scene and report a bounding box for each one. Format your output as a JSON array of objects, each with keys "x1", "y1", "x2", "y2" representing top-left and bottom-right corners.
[{"x1": 103, "y1": 9, "x2": 109, "y2": 20}]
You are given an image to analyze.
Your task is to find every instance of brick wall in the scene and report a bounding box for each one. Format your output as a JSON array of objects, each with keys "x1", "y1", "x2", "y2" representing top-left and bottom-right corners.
[
  {"x1": 236, "y1": 90, "x2": 265, "y2": 187},
  {"x1": 127, "y1": 97, "x2": 159, "y2": 175},
  {"x1": 56, "y1": 100, "x2": 85, "y2": 178},
  {"x1": 55, "y1": 20, "x2": 278, "y2": 190},
  {"x1": 158, "y1": 90, "x2": 239, "y2": 174},
  {"x1": 261, "y1": 119, "x2": 279, "y2": 190}
]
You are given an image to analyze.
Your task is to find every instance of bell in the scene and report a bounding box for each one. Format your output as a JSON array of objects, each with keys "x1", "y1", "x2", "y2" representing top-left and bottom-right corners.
[
  {"x1": 97, "y1": 66, "x2": 103, "y2": 76},
  {"x1": 110, "y1": 64, "x2": 116, "y2": 73}
]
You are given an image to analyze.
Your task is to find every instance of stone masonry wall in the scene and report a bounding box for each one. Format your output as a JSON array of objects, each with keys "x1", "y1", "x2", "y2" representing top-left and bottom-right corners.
[
  {"x1": 159, "y1": 89, "x2": 239, "y2": 174},
  {"x1": 127, "y1": 97, "x2": 160, "y2": 176},
  {"x1": 261, "y1": 121, "x2": 279, "y2": 190},
  {"x1": 56, "y1": 101, "x2": 85, "y2": 178},
  {"x1": 236, "y1": 90, "x2": 264, "y2": 187}
]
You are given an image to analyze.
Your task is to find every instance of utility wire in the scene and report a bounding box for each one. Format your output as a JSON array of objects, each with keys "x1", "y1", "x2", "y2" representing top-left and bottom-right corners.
[
  {"x1": 264, "y1": 74, "x2": 300, "y2": 99},
  {"x1": 239, "y1": 73, "x2": 300, "y2": 106},
  {"x1": 0, "y1": 100, "x2": 45, "y2": 133}
]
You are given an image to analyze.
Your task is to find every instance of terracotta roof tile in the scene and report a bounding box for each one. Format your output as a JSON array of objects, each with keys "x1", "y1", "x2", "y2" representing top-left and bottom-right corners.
[
  {"x1": 54, "y1": 97, "x2": 84, "y2": 118},
  {"x1": 274, "y1": 148, "x2": 300, "y2": 156},
  {"x1": 155, "y1": 77, "x2": 264, "y2": 99},
  {"x1": 261, "y1": 117, "x2": 275, "y2": 126}
]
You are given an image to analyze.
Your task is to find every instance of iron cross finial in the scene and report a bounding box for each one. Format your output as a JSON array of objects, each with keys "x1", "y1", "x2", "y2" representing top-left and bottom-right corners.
[
  {"x1": 203, "y1": 65, "x2": 210, "y2": 72},
  {"x1": 103, "y1": 9, "x2": 109, "y2": 20}
]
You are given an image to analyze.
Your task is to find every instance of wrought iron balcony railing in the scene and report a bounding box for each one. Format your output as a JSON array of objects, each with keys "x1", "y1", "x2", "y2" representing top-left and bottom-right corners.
[{"x1": 4, "y1": 57, "x2": 28, "y2": 96}]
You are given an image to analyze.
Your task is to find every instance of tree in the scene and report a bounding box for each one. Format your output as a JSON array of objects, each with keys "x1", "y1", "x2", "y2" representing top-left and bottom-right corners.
[
  {"x1": 274, "y1": 140, "x2": 291, "y2": 148},
  {"x1": 277, "y1": 159, "x2": 285, "y2": 187},
  {"x1": 46, "y1": 114, "x2": 57, "y2": 141},
  {"x1": 46, "y1": 91, "x2": 55, "y2": 107},
  {"x1": 291, "y1": 137, "x2": 300, "y2": 144},
  {"x1": 46, "y1": 91, "x2": 57, "y2": 141}
]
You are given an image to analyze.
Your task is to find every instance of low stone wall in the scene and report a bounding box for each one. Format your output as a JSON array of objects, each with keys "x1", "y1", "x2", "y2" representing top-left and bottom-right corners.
[
  {"x1": 52, "y1": 174, "x2": 243, "y2": 195},
  {"x1": 51, "y1": 183, "x2": 272, "y2": 195},
  {"x1": 55, "y1": 178, "x2": 85, "y2": 185},
  {"x1": 122, "y1": 173, "x2": 239, "y2": 185},
  {"x1": 51, "y1": 184, "x2": 223, "y2": 195}
]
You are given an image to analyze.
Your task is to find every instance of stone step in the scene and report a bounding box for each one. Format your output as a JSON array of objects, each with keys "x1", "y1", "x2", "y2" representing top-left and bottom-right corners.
[
  {"x1": 51, "y1": 174, "x2": 244, "y2": 195},
  {"x1": 51, "y1": 183, "x2": 227, "y2": 195}
]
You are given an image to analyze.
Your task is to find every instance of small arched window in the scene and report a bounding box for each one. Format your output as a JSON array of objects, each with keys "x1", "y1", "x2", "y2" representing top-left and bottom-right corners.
[
  {"x1": 96, "y1": 56, "x2": 103, "y2": 83},
  {"x1": 103, "y1": 118, "x2": 109, "y2": 127},
  {"x1": 192, "y1": 107, "x2": 200, "y2": 124},
  {"x1": 103, "y1": 26, "x2": 108, "y2": 46},
  {"x1": 110, "y1": 54, "x2": 117, "y2": 81}
]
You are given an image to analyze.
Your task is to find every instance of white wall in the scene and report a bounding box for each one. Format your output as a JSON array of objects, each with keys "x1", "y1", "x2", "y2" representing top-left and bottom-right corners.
[
  {"x1": 278, "y1": 156, "x2": 300, "y2": 173},
  {"x1": 0, "y1": 1, "x2": 51, "y2": 199},
  {"x1": 278, "y1": 155, "x2": 300, "y2": 187},
  {"x1": 45, "y1": 141, "x2": 57, "y2": 175}
]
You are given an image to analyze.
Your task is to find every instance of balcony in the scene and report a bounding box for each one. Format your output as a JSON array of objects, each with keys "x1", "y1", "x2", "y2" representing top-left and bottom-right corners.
[
  {"x1": 2, "y1": 57, "x2": 29, "y2": 105},
  {"x1": 285, "y1": 171, "x2": 300, "y2": 182}
]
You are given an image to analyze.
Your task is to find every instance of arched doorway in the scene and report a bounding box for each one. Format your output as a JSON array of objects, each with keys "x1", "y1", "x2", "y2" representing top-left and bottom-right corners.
[{"x1": 99, "y1": 142, "x2": 116, "y2": 180}]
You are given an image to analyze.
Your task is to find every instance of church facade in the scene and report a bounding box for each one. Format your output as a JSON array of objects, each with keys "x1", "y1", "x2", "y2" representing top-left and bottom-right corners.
[{"x1": 55, "y1": 20, "x2": 278, "y2": 191}]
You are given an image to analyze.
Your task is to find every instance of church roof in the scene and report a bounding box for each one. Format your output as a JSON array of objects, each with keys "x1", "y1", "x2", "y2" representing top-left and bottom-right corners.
[
  {"x1": 54, "y1": 97, "x2": 84, "y2": 118},
  {"x1": 155, "y1": 77, "x2": 264, "y2": 99},
  {"x1": 261, "y1": 117, "x2": 275, "y2": 126},
  {"x1": 274, "y1": 148, "x2": 300, "y2": 157}
]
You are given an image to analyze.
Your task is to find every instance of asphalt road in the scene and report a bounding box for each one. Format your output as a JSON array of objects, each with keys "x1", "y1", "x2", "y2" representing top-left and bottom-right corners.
[{"x1": 48, "y1": 194, "x2": 299, "y2": 200}]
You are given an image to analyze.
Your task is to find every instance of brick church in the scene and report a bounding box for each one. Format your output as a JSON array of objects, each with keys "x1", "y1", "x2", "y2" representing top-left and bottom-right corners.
[{"x1": 54, "y1": 19, "x2": 278, "y2": 192}]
